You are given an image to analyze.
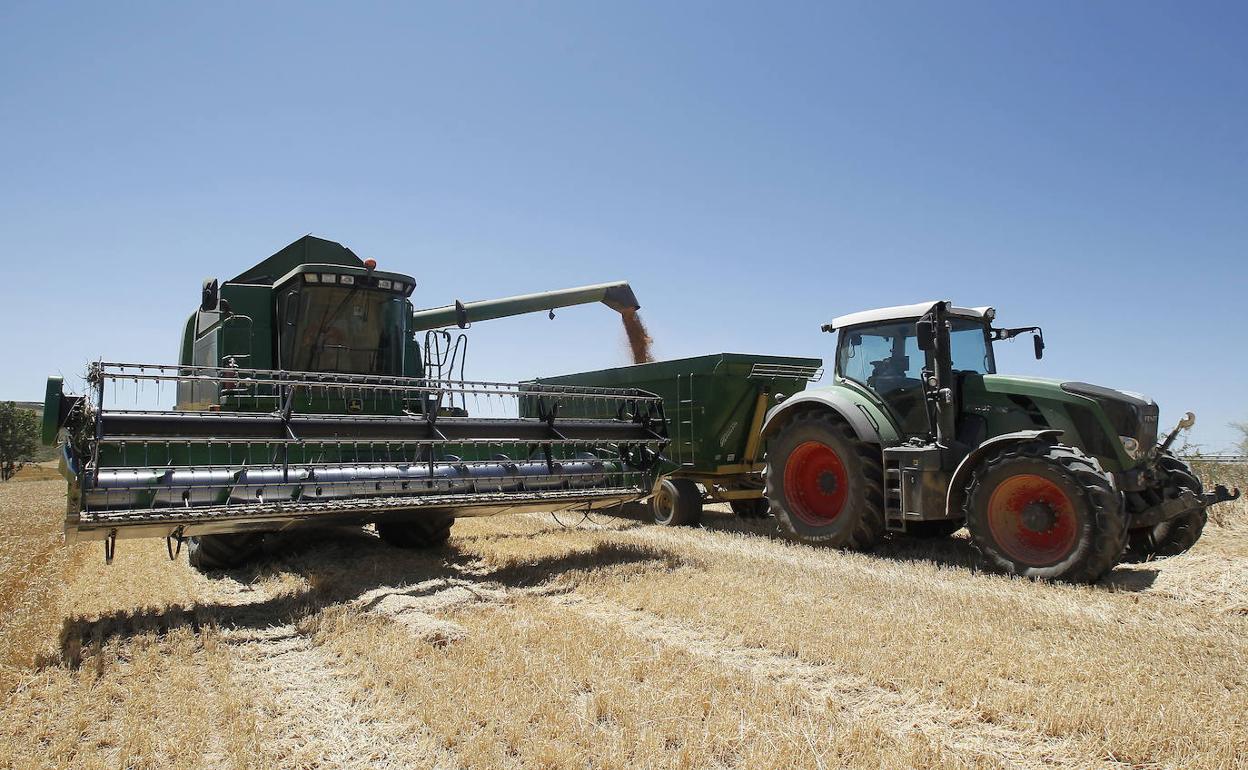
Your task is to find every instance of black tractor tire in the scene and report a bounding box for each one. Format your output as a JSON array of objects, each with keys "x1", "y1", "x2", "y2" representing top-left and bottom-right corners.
[
  {"x1": 964, "y1": 441, "x2": 1126, "y2": 583},
  {"x1": 652, "y1": 478, "x2": 703, "y2": 526},
  {"x1": 376, "y1": 514, "x2": 454, "y2": 549},
  {"x1": 902, "y1": 519, "x2": 965, "y2": 539},
  {"x1": 730, "y1": 498, "x2": 771, "y2": 519},
  {"x1": 765, "y1": 410, "x2": 885, "y2": 550},
  {"x1": 1125, "y1": 454, "x2": 1207, "y2": 561},
  {"x1": 187, "y1": 532, "x2": 265, "y2": 572}
]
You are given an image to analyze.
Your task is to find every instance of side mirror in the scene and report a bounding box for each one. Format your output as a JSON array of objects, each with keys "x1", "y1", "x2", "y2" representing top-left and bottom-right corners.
[
  {"x1": 201, "y1": 278, "x2": 219, "y2": 312},
  {"x1": 1033, "y1": 333, "x2": 1045, "y2": 360},
  {"x1": 916, "y1": 320, "x2": 935, "y2": 351}
]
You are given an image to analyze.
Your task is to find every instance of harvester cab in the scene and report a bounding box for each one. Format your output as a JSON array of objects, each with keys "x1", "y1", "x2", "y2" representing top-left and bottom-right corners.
[
  {"x1": 43, "y1": 236, "x2": 668, "y2": 570},
  {"x1": 763, "y1": 300, "x2": 1239, "y2": 582}
]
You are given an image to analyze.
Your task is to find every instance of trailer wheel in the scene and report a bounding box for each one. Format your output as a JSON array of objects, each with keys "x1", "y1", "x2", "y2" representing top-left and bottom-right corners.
[
  {"x1": 187, "y1": 533, "x2": 265, "y2": 572},
  {"x1": 965, "y1": 441, "x2": 1126, "y2": 583},
  {"x1": 652, "y1": 478, "x2": 703, "y2": 526},
  {"x1": 902, "y1": 519, "x2": 964, "y2": 539},
  {"x1": 730, "y1": 498, "x2": 771, "y2": 519},
  {"x1": 376, "y1": 515, "x2": 454, "y2": 549},
  {"x1": 765, "y1": 410, "x2": 885, "y2": 549},
  {"x1": 1125, "y1": 454, "x2": 1207, "y2": 561}
]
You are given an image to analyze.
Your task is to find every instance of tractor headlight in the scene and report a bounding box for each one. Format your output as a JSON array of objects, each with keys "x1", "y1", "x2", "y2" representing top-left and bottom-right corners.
[{"x1": 1119, "y1": 435, "x2": 1141, "y2": 459}]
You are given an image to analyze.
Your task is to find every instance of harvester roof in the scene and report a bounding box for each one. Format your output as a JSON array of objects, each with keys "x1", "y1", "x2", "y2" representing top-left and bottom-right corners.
[
  {"x1": 827, "y1": 301, "x2": 994, "y2": 330},
  {"x1": 231, "y1": 235, "x2": 366, "y2": 285}
]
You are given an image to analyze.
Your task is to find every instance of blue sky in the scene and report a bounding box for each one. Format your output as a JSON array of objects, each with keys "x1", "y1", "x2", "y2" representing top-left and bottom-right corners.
[{"x1": 1, "y1": 2, "x2": 1245, "y2": 449}]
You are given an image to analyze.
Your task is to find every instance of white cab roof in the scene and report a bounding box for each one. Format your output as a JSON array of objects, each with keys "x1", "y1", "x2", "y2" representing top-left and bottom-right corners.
[{"x1": 829, "y1": 302, "x2": 994, "y2": 330}]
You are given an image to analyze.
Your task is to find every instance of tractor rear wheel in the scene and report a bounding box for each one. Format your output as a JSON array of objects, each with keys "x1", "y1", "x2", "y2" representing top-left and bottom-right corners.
[
  {"x1": 376, "y1": 515, "x2": 454, "y2": 549},
  {"x1": 965, "y1": 441, "x2": 1126, "y2": 582},
  {"x1": 652, "y1": 478, "x2": 703, "y2": 526},
  {"x1": 903, "y1": 519, "x2": 965, "y2": 539},
  {"x1": 187, "y1": 532, "x2": 265, "y2": 571},
  {"x1": 765, "y1": 411, "x2": 885, "y2": 549},
  {"x1": 1125, "y1": 454, "x2": 1207, "y2": 561}
]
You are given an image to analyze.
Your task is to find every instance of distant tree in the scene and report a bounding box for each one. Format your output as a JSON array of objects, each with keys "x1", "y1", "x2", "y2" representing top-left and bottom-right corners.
[
  {"x1": 0, "y1": 402, "x2": 40, "y2": 481},
  {"x1": 1233, "y1": 421, "x2": 1248, "y2": 456}
]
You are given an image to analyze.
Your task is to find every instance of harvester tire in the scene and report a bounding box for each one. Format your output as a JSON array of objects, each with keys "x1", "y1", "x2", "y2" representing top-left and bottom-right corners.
[
  {"x1": 376, "y1": 515, "x2": 454, "y2": 549},
  {"x1": 965, "y1": 441, "x2": 1126, "y2": 583},
  {"x1": 902, "y1": 519, "x2": 964, "y2": 539},
  {"x1": 187, "y1": 533, "x2": 265, "y2": 572},
  {"x1": 730, "y1": 498, "x2": 770, "y2": 518},
  {"x1": 765, "y1": 410, "x2": 885, "y2": 550},
  {"x1": 1125, "y1": 454, "x2": 1207, "y2": 561},
  {"x1": 652, "y1": 478, "x2": 703, "y2": 526}
]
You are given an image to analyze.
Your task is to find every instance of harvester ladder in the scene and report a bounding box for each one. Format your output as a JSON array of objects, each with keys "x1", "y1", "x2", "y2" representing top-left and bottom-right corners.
[{"x1": 882, "y1": 453, "x2": 906, "y2": 533}]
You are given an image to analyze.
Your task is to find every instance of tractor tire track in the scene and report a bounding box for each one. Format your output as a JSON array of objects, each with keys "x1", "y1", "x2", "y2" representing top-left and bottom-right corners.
[{"x1": 546, "y1": 593, "x2": 1126, "y2": 770}]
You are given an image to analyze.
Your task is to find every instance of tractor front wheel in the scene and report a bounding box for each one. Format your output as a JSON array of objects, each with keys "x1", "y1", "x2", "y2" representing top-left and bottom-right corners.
[
  {"x1": 1125, "y1": 454, "x2": 1207, "y2": 561},
  {"x1": 376, "y1": 515, "x2": 454, "y2": 549},
  {"x1": 765, "y1": 411, "x2": 885, "y2": 549},
  {"x1": 965, "y1": 442, "x2": 1125, "y2": 582}
]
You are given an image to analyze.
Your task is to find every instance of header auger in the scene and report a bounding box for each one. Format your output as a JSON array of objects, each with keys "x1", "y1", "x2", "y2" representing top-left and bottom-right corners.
[{"x1": 43, "y1": 236, "x2": 667, "y2": 570}]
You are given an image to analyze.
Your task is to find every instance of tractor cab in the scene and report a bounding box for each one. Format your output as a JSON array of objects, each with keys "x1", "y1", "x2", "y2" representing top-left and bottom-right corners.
[{"x1": 827, "y1": 303, "x2": 1001, "y2": 438}]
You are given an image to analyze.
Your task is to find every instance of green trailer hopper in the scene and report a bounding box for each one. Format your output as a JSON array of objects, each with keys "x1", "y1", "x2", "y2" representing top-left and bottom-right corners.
[{"x1": 529, "y1": 353, "x2": 823, "y2": 524}]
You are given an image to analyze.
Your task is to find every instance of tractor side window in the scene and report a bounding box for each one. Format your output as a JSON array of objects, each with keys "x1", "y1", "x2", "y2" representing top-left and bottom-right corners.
[{"x1": 837, "y1": 323, "x2": 928, "y2": 435}]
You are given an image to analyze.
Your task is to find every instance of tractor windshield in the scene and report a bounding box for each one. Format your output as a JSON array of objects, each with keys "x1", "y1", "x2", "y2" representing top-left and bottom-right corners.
[{"x1": 279, "y1": 285, "x2": 406, "y2": 375}]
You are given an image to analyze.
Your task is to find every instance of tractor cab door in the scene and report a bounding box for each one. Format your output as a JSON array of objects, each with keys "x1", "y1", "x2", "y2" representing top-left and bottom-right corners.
[{"x1": 837, "y1": 322, "x2": 931, "y2": 436}]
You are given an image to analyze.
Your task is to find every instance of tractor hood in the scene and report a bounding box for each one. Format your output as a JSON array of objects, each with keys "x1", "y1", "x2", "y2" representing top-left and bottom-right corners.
[{"x1": 976, "y1": 374, "x2": 1160, "y2": 464}]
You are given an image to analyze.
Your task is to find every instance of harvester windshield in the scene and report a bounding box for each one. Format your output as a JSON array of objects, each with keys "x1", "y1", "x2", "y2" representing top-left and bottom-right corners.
[{"x1": 279, "y1": 285, "x2": 407, "y2": 375}]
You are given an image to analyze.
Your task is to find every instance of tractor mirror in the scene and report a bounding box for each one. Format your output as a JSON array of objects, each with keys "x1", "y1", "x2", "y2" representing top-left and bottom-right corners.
[
  {"x1": 1033, "y1": 333, "x2": 1045, "y2": 360},
  {"x1": 916, "y1": 320, "x2": 935, "y2": 351}
]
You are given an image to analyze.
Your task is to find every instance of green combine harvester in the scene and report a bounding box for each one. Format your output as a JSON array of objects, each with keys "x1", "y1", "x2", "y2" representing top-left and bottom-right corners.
[{"x1": 41, "y1": 236, "x2": 668, "y2": 570}]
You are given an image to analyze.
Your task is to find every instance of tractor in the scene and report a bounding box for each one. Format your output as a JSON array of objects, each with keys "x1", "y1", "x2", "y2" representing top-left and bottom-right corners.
[{"x1": 761, "y1": 300, "x2": 1239, "y2": 582}]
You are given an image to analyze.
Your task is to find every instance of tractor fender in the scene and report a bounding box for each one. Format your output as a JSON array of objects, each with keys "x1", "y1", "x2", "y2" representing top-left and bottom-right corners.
[
  {"x1": 760, "y1": 388, "x2": 898, "y2": 445},
  {"x1": 946, "y1": 429, "x2": 1064, "y2": 516}
]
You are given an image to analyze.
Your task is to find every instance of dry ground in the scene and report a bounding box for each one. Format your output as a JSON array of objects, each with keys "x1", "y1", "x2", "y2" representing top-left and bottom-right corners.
[{"x1": 1, "y1": 468, "x2": 1246, "y2": 769}]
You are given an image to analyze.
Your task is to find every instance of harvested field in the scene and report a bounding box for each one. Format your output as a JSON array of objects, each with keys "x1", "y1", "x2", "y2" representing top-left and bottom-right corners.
[{"x1": 1, "y1": 472, "x2": 1246, "y2": 769}]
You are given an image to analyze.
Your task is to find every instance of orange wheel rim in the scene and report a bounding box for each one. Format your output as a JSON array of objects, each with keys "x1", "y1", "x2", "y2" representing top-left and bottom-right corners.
[
  {"x1": 986, "y1": 474, "x2": 1078, "y2": 566},
  {"x1": 784, "y1": 441, "x2": 849, "y2": 526}
]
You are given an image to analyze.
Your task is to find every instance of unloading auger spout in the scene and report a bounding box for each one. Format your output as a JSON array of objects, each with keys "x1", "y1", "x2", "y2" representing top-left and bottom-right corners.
[{"x1": 409, "y1": 281, "x2": 640, "y2": 331}]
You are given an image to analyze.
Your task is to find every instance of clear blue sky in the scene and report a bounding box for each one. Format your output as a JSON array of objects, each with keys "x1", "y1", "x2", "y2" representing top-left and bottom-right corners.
[{"x1": 2, "y1": 2, "x2": 1245, "y2": 449}]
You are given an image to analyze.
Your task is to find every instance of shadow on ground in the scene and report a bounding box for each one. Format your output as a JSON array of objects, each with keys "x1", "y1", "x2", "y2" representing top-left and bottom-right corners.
[{"x1": 52, "y1": 527, "x2": 688, "y2": 669}]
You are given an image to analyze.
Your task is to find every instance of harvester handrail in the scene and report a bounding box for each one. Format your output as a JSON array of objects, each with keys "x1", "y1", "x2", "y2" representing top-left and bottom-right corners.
[{"x1": 93, "y1": 361, "x2": 661, "y2": 403}]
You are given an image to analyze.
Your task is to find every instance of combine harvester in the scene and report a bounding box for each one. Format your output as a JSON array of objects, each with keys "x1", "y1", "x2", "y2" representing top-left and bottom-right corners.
[{"x1": 41, "y1": 236, "x2": 668, "y2": 570}]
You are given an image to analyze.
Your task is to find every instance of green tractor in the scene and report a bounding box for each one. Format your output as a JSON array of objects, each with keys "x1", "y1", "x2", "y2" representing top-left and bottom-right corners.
[{"x1": 761, "y1": 301, "x2": 1239, "y2": 582}]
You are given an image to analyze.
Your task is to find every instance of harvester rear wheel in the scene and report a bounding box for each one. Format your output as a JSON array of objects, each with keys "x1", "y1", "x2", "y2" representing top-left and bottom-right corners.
[
  {"x1": 902, "y1": 519, "x2": 964, "y2": 539},
  {"x1": 187, "y1": 533, "x2": 265, "y2": 572},
  {"x1": 376, "y1": 515, "x2": 454, "y2": 549},
  {"x1": 965, "y1": 442, "x2": 1125, "y2": 583},
  {"x1": 652, "y1": 478, "x2": 703, "y2": 526},
  {"x1": 1125, "y1": 454, "x2": 1207, "y2": 561},
  {"x1": 765, "y1": 411, "x2": 885, "y2": 549}
]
